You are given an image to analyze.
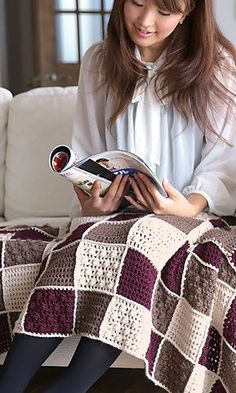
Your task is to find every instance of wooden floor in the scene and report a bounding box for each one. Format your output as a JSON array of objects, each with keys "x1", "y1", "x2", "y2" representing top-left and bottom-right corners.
[{"x1": 25, "y1": 367, "x2": 166, "y2": 393}]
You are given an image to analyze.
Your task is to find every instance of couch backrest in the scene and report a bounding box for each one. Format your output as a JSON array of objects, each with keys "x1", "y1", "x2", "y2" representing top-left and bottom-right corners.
[
  {"x1": 4, "y1": 86, "x2": 77, "y2": 220},
  {"x1": 0, "y1": 88, "x2": 13, "y2": 218}
]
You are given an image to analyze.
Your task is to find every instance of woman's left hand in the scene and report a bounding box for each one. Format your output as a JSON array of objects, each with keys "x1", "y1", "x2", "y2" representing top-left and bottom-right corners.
[{"x1": 125, "y1": 173, "x2": 206, "y2": 218}]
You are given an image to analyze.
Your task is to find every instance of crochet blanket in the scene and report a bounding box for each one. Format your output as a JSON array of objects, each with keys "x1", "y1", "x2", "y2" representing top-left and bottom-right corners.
[{"x1": 0, "y1": 213, "x2": 236, "y2": 393}]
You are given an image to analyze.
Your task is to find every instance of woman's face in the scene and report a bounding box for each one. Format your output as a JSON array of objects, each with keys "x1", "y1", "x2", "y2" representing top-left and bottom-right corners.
[{"x1": 124, "y1": 0, "x2": 185, "y2": 61}]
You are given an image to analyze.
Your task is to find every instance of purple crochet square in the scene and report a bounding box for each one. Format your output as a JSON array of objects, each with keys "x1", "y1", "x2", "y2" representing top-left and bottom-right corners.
[
  {"x1": 109, "y1": 212, "x2": 146, "y2": 221},
  {"x1": 24, "y1": 288, "x2": 75, "y2": 335},
  {"x1": 0, "y1": 241, "x2": 2, "y2": 265},
  {"x1": 223, "y1": 296, "x2": 236, "y2": 350},
  {"x1": 0, "y1": 313, "x2": 12, "y2": 354},
  {"x1": 117, "y1": 248, "x2": 157, "y2": 309},
  {"x1": 11, "y1": 228, "x2": 53, "y2": 241},
  {"x1": 0, "y1": 227, "x2": 9, "y2": 233},
  {"x1": 210, "y1": 380, "x2": 227, "y2": 393},
  {"x1": 209, "y1": 219, "x2": 228, "y2": 229},
  {"x1": 161, "y1": 242, "x2": 189, "y2": 295},
  {"x1": 199, "y1": 326, "x2": 221, "y2": 372},
  {"x1": 145, "y1": 331, "x2": 163, "y2": 375},
  {"x1": 54, "y1": 223, "x2": 93, "y2": 250},
  {"x1": 194, "y1": 242, "x2": 224, "y2": 268}
]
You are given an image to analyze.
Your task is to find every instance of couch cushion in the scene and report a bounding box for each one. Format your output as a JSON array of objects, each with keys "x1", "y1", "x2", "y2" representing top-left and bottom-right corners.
[
  {"x1": 0, "y1": 217, "x2": 70, "y2": 228},
  {"x1": 0, "y1": 88, "x2": 13, "y2": 217},
  {"x1": 4, "y1": 87, "x2": 77, "y2": 220}
]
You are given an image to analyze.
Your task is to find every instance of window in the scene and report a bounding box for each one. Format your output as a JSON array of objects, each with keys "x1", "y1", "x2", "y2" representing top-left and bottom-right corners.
[{"x1": 54, "y1": 0, "x2": 113, "y2": 64}]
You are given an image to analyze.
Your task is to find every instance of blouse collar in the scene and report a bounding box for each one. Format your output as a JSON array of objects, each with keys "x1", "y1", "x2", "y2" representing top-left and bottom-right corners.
[{"x1": 132, "y1": 47, "x2": 167, "y2": 104}]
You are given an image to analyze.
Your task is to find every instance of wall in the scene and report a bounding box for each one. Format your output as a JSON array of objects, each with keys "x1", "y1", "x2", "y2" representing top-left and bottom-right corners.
[
  {"x1": 214, "y1": 0, "x2": 236, "y2": 45},
  {"x1": 0, "y1": 0, "x2": 8, "y2": 87},
  {"x1": 4, "y1": 0, "x2": 35, "y2": 94}
]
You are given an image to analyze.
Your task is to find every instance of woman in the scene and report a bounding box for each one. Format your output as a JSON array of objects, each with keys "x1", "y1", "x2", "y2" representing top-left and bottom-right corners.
[{"x1": 1, "y1": 1, "x2": 236, "y2": 392}]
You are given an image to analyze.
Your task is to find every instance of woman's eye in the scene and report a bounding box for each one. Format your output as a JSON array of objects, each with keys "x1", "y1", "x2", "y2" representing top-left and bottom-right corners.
[
  {"x1": 159, "y1": 10, "x2": 171, "y2": 16},
  {"x1": 131, "y1": 0, "x2": 143, "y2": 6}
]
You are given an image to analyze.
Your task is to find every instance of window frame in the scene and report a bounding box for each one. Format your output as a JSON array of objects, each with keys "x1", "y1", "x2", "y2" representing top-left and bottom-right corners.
[{"x1": 54, "y1": 0, "x2": 112, "y2": 63}]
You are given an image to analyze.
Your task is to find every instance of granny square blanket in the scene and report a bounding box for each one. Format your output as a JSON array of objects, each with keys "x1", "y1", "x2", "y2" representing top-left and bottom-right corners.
[{"x1": 0, "y1": 213, "x2": 236, "y2": 393}]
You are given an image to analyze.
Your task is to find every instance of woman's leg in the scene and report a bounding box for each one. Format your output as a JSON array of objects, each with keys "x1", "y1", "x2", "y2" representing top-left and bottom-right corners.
[
  {"x1": 44, "y1": 337, "x2": 122, "y2": 393},
  {"x1": 0, "y1": 334, "x2": 63, "y2": 393}
]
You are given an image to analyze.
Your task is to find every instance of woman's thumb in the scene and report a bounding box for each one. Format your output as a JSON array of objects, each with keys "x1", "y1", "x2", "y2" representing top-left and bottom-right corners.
[{"x1": 162, "y1": 178, "x2": 178, "y2": 198}]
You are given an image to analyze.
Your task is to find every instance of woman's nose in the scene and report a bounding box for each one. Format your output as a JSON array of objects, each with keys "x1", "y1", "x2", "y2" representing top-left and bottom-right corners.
[{"x1": 138, "y1": 7, "x2": 156, "y2": 28}]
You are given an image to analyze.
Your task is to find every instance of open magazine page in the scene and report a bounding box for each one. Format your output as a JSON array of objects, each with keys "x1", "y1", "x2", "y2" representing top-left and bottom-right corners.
[
  {"x1": 49, "y1": 145, "x2": 112, "y2": 196},
  {"x1": 89, "y1": 150, "x2": 165, "y2": 194},
  {"x1": 49, "y1": 145, "x2": 165, "y2": 196}
]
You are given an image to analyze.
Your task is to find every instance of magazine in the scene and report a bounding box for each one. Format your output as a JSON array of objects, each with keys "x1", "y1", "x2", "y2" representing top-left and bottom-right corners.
[{"x1": 49, "y1": 145, "x2": 165, "y2": 198}]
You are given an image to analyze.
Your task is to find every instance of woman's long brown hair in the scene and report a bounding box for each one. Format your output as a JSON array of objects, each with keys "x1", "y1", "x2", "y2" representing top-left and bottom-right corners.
[{"x1": 102, "y1": 0, "x2": 236, "y2": 136}]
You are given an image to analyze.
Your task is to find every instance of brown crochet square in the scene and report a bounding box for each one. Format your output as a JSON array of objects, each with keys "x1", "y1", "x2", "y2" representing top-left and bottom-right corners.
[
  {"x1": 75, "y1": 291, "x2": 112, "y2": 337},
  {"x1": 38, "y1": 244, "x2": 77, "y2": 287},
  {"x1": 219, "y1": 341, "x2": 236, "y2": 391},
  {"x1": 152, "y1": 281, "x2": 179, "y2": 334},
  {"x1": 154, "y1": 339, "x2": 194, "y2": 393},
  {"x1": 183, "y1": 254, "x2": 217, "y2": 315}
]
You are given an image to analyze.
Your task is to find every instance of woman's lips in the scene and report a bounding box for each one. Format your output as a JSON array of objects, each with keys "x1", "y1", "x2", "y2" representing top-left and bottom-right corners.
[{"x1": 135, "y1": 26, "x2": 156, "y2": 37}]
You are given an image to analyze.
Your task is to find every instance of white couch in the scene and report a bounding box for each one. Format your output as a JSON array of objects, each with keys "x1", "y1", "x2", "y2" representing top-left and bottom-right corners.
[{"x1": 0, "y1": 86, "x2": 143, "y2": 369}]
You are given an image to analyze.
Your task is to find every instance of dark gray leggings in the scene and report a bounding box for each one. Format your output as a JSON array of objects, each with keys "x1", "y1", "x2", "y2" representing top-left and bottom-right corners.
[{"x1": 0, "y1": 334, "x2": 121, "y2": 393}]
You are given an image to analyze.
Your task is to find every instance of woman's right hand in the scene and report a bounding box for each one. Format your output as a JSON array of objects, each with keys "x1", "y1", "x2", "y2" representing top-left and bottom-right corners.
[{"x1": 73, "y1": 174, "x2": 129, "y2": 216}]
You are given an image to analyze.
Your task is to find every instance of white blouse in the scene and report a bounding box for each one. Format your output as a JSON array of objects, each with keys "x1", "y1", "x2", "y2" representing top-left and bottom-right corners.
[{"x1": 72, "y1": 42, "x2": 236, "y2": 216}]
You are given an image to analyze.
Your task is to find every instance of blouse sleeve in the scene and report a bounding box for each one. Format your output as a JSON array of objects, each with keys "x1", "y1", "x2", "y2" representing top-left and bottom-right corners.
[
  {"x1": 70, "y1": 42, "x2": 107, "y2": 217},
  {"x1": 182, "y1": 56, "x2": 236, "y2": 216}
]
